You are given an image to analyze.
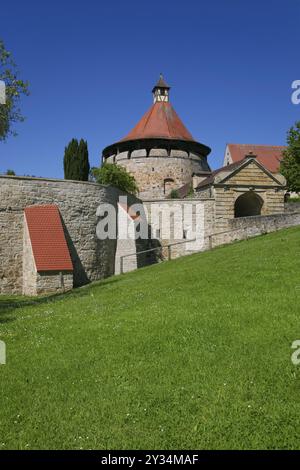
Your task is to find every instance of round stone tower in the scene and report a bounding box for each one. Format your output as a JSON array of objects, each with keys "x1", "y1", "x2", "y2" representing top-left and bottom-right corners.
[{"x1": 102, "y1": 75, "x2": 211, "y2": 200}]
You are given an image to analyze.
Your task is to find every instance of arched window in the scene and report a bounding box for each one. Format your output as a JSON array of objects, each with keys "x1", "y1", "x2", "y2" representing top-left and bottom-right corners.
[
  {"x1": 164, "y1": 178, "x2": 175, "y2": 195},
  {"x1": 234, "y1": 192, "x2": 263, "y2": 218}
]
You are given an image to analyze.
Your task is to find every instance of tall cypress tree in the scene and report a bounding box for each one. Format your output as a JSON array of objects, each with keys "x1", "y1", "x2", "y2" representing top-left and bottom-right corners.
[
  {"x1": 64, "y1": 138, "x2": 78, "y2": 180},
  {"x1": 78, "y1": 139, "x2": 90, "y2": 181},
  {"x1": 64, "y1": 138, "x2": 90, "y2": 181}
]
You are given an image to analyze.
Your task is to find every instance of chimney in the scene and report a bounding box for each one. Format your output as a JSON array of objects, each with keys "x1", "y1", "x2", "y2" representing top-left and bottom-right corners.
[{"x1": 245, "y1": 151, "x2": 257, "y2": 159}]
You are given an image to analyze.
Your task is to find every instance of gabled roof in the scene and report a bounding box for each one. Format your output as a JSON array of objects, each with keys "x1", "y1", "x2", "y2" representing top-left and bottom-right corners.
[
  {"x1": 196, "y1": 160, "x2": 241, "y2": 189},
  {"x1": 120, "y1": 102, "x2": 194, "y2": 142},
  {"x1": 196, "y1": 157, "x2": 284, "y2": 190},
  {"x1": 24, "y1": 204, "x2": 73, "y2": 272},
  {"x1": 227, "y1": 144, "x2": 286, "y2": 173}
]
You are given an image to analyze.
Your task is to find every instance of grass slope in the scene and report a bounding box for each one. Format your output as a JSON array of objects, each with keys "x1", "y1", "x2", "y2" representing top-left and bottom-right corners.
[{"x1": 1, "y1": 227, "x2": 300, "y2": 450}]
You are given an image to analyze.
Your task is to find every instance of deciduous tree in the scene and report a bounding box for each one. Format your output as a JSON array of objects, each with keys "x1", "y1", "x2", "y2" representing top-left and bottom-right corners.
[
  {"x1": 91, "y1": 163, "x2": 138, "y2": 195},
  {"x1": 0, "y1": 40, "x2": 29, "y2": 141},
  {"x1": 280, "y1": 122, "x2": 300, "y2": 193}
]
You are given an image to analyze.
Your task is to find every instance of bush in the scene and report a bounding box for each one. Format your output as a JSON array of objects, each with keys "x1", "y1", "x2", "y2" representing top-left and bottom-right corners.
[
  {"x1": 91, "y1": 163, "x2": 138, "y2": 195},
  {"x1": 187, "y1": 185, "x2": 194, "y2": 198},
  {"x1": 169, "y1": 189, "x2": 179, "y2": 199},
  {"x1": 286, "y1": 195, "x2": 300, "y2": 203},
  {"x1": 6, "y1": 169, "x2": 15, "y2": 175}
]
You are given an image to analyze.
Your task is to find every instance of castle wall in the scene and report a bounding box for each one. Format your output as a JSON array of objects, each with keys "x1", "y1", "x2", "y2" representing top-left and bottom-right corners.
[
  {"x1": 23, "y1": 218, "x2": 38, "y2": 296},
  {"x1": 285, "y1": 201, "x2": 300, "y2": 213},
  {"x1": 210, "y1": 211, "x2": 300, "y2": 248},
  {"x1": 0, "y1": 176, "x2": 123, "y2": 294},
  {"x1": 1, "y1": 174, "x2": 298, "y2": 295},
  {"x1": 143, "y1": 198, "x2": 215, "y2": 260},
  {"x1": 114, "y1": 205, "x2": 138, "y2": 275}
]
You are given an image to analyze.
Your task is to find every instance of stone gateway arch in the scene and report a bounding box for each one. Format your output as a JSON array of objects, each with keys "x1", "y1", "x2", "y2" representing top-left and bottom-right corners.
[{"x1": 234, "y1": 191, "x2": 264, "y2": 218}]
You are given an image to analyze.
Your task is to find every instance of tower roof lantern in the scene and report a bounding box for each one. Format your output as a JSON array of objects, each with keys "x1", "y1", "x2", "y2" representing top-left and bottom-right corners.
[{"x1": 151, "y1": 74, "x2": 170, "y2": 93}]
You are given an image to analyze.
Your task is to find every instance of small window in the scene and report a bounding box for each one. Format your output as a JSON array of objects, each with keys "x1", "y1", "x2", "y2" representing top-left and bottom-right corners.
[{"x1": 183, "y1": 230, "x2": 187, "y2": 239}]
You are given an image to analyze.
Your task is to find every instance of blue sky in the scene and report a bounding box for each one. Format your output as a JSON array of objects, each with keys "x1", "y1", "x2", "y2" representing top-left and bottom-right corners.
[{"x1": 1, "y1": 0, "x2": 299, "y2": 176}]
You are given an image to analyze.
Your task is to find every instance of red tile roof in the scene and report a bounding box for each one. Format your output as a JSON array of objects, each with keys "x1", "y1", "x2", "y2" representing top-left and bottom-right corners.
[
  {"x1": 24, "y1": 205, "x2": 73, "y2": 272},
  {"x1": 227, "y1": 144, "x2": 286, "y2": 173},
  {"x1": 120, "y1": 102, "x2": 194, "y2": 142}
]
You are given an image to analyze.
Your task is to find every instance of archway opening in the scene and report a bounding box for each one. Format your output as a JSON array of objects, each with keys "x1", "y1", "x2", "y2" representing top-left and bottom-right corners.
[{"x1": 234, "y1": 192, "x2": 263, "y2": 218}]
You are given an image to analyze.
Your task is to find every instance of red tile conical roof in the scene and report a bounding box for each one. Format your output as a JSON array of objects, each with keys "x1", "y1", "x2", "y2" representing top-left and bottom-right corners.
[{"x1": 120, "y1": 101, "x2": 194, "y2": 143}]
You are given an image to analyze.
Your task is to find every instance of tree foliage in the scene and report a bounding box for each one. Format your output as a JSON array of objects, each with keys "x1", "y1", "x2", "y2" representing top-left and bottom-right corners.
[
  {"x1": 91, "y1": 163, "x2": 138, "y2": 195},
  {"x1": 280, "y1": 121, "x2": 300, "y2": 193},
  {"x1": 169, "y1": 189, "x2": 179, "y2": 199},
  {"x1": 0, "y1": 40, "x2": 29, "y2": 141},
  {"x1": 63, "y1": 138, "x2": 90, "y2": 181}
]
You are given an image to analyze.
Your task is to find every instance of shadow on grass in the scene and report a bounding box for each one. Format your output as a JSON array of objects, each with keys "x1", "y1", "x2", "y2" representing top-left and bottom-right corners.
[{"x1": 0, "y1": 275, "x2": 126, "y2": 322}]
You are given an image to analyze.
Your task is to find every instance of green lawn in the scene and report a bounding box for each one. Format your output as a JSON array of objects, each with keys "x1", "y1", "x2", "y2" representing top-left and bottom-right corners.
[{"x1": 1, "y1": 226, "x2": 300, "y2": 450}]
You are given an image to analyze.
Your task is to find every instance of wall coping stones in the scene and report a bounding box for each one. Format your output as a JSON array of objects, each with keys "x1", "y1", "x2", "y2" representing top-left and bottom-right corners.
[
  {"x1": 0, "y1": 174, "x2": 108, "y2": 189},
  {"x1": 143, "y1": 198, "x2": 215, "y2": 203}
]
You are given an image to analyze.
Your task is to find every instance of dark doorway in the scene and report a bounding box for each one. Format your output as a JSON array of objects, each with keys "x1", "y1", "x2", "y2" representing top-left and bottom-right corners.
[{"x1": 234, "y1": 192, "x2": 263, "y2": 218}]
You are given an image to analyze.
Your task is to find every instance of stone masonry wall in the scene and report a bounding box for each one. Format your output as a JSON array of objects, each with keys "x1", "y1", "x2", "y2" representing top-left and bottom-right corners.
[
  {"x1": 1, "y1": 175, "x2": 299, "y2": 293},
  {"x1": 114, "y1": 206, "x2": 138, "y2": 275},
  {"x1": 213, "y1": 186, "x2": 285, "y2": 231},
  {"x1": 36, "y1": 272, "x2": 73, "y2": 296},
  {"x1": 210, "y1": 211, "x2": 300, "y2": 248},
  {"x1": 285, "y1": 201, "x2": 300, "y2": 213},
  {"x1": 213, "y1": 161, "x2": 285, "y2": 231},
  {"x1": 23, "y1": 217, "x2": 37, "y2": 296},
  {"x1": 110, "y1": 149, "x2": 209, "y2": 200},
  {"x1": 143, "y1": 198, "x2": 215, "y2": 260},
  {"x1": 0, "y1": 176, "x2": 123, "y2": 294}
]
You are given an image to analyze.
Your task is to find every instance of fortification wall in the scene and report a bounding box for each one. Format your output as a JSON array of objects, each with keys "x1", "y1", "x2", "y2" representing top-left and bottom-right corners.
[
  {"x1": 0, "y1": 176, "x2": 123, "y2": 294},
  {"x1": 285, "y1": 201, "x2": 300, "y2": 213},
  {"x1": 1, "y1": 174, "x2": 299, "y2": 295},
  {"x1": 211, "y1": 211, "x2": 300, "y2": 248},
  {"x1": 143, "y1": 198, "x2": 215, "y2": 259}
]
